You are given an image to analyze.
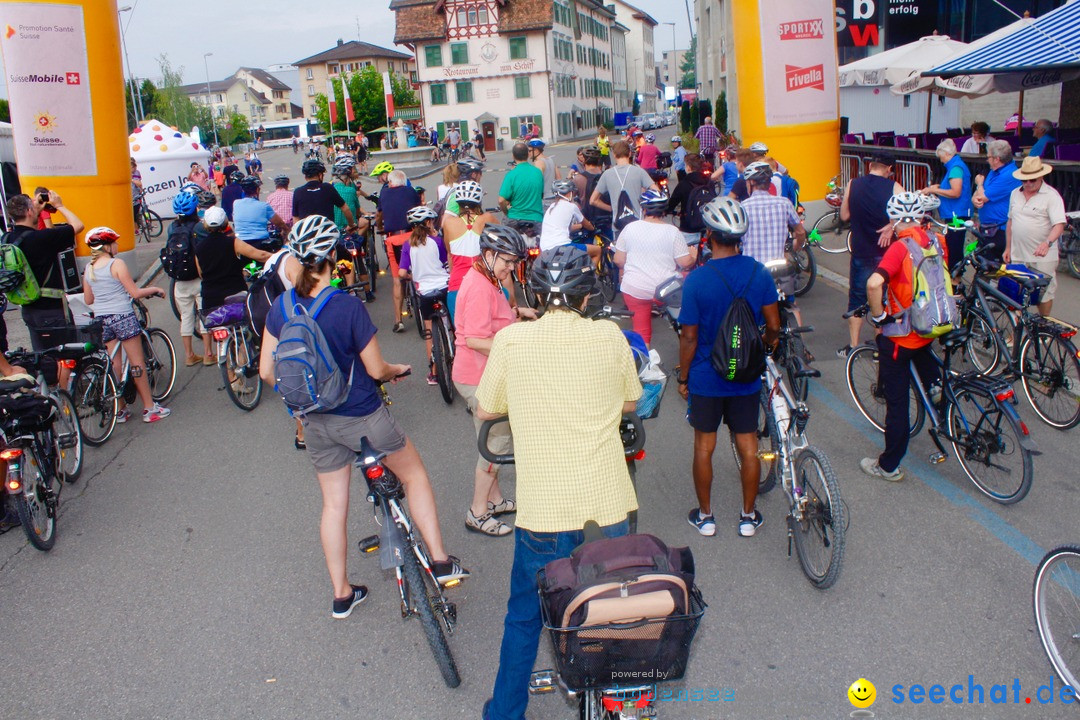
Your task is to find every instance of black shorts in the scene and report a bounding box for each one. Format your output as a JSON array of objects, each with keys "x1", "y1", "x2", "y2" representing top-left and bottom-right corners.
[
  {"x1": 687, "y1": 392, "x2": 759, "y2": 435},
  {"x1": 419, "y1": 288, "x2": 448, "y2": 322}
]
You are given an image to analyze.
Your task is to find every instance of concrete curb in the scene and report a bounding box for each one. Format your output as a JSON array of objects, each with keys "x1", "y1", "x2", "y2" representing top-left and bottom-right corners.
[{"x1": 137, "y1": 259, "x2": 162, "y2": 288}]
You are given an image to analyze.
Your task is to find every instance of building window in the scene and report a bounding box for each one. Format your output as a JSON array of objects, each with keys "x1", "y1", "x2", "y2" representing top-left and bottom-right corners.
[
  {"x1": 451, "y1": 42, "x2": 469, "y2": 65},
  {"x1": 431, "y1": 83, "x2": 447, "y2": 105},
  {"x1": 456, "y1": 81, "x2": 474, "y2": 103},
  {"x1": 243, "y1": 92, "x2": 248, "y2": 101},
  {"x1": 307, "y1": 85, "x2": 315, "y2": 96},
  {"x1": 425, "y1": 45, "x2": 443, "y2": 67},
  {"x1": 456, "y1": 4, "x2": 489, "y2": 26},
  {"x1": 306, "y1": 68, "x2": 313, "y2": 80},
  {"x1": 329, "y1": 64, "x2": 339, "y2": 74},
  {"x1": 310, "y1": 104, "x2": 317, "y2": 115},
  {"x1": 514, "y1": 76, "x2": 530, "y2": 99},
  {"x1": 509, "y1": 37, "x2": 527, "y2": 60}
]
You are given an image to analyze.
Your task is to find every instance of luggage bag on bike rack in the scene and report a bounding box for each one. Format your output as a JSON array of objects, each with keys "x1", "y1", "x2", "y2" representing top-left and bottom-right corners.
[{"x1": 0, "y1": 390, "x2": 56, "y2": 435}]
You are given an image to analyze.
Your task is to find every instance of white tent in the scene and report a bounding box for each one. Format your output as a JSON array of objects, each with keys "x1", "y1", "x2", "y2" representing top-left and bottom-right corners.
[
  {"x1": 128, "y1": 119, "x2": 210, "y2": 219},
  {"x1": 839, "y1": 35, "x2": 969, "y2": 88}
]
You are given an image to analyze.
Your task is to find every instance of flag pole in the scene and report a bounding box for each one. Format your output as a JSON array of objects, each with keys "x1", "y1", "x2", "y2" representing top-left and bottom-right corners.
[{"x1": 342, "y1": 72, "x2": 351, "y2": 136}]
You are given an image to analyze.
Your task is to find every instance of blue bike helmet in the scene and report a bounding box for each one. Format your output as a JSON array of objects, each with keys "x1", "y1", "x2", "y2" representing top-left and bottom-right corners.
[
  {"x1": 172, "y1": 191, "x2": 199, "y2": 217},
  {"x1": 639, "y1": 189, "x2": 668, "y2": 216}
]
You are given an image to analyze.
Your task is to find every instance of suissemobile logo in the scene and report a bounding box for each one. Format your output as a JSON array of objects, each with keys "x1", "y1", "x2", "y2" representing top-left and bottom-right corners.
[{"x1": 9, "y1": 72, "x2": 66, "y2": 83}]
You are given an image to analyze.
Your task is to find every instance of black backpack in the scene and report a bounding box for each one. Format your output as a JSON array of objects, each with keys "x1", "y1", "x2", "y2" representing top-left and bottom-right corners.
[
  {"x1": 707, "y1": 263, "x2": 767, "y2": 384},
  {"x1": 160, "y1": 220, "x2": 199, "y2": 281},
  {"x1": 580, "y1": 170, "x2": 610, "y2": 225},
  {"x1": 683, "y1": 181, "x2": 719, "y2": 233},
  {"x1": 656, "y1": 151, "x2": 672, "y2": 169},
  {"x1": 246, "y1": 254, "x2": 287, "y2": 337}
]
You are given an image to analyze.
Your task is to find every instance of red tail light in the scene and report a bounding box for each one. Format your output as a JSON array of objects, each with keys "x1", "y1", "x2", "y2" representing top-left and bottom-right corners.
[
  {"x1": 59, "y1": 359, "x2": 77, "y2": 369},
  {"x1": 602, "y1": 697, "x2": 624, "y2": 712},
  {"x1": 212, "y1": 329, "x2": 229, "y2": 341},
  {"x1": 633, "y1": 449, "x2": 646, "y2": 461},
  {"x1": 1062, "y1": 330, "x2": 1076, "y2": 339},
  {"x1": 994, "y1": 388, "x2": 1014, "y2": 402},
  {"x1": 528, "y1": 247, "x2": 540, "y2": 258},
  {"x1": 0, "y1": 449, "x2": 22, "y2": 461},
  {"x1": 1019, "y1": 421, "x2": 1030, "y2": 436},
  {"x1": 432, "y1": 302, "x2": 442, "y2": 310},
  {"x1": 365, "y1": 465, "x2": 385, "y2": 480}
]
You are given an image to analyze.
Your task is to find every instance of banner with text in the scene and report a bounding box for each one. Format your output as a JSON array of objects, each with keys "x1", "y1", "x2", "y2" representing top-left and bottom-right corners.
[
  {"x1": 0, "y1": 3, "x2": 96, "y2": 176},
  {"x1": 835, "y1": 0, "x2": 882, "y2": 48},
  {"x1": 759, "y1": 0, "x2": 838, "y2": 126}
]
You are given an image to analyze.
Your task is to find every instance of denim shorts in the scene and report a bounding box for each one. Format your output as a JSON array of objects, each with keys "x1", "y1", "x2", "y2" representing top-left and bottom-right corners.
[
  {"x1": 101, "y1": 312, "x2": 142, "y2": 342},
  {"x1": 848, "y1": 256, "x2": 880, "y2": 313}
]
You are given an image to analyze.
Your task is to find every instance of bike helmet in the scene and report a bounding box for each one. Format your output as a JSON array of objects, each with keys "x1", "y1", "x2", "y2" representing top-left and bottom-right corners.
[
  {"x1": 526, "y1": 138, "x2": 546, "y2": 148},
  {"x1": 287, "y1": 215, "x2": 341, "y2": 264},
  {"x1": 239, "y1": 176, "x2": 262, "y2": 193},
  {"x1": 0, "y1": 269, "x2": 24, "y2": 294},
  {"x1": 370, "y1": 161, "x2": 394, "y2": 177},
  {"x1": 301, "y1": 158, "x2": 325, "y2": 177},
  {"x1": 229, "y1": 171, "x2": 246, "y2": 184},
  {"x1": 406, "y1": 205, "x2": 439, "y2": 227},
  {"x1": 581, "y1": 146, "x2": 602, "y2": 164},
  {"x1": 203, "y1": 206, "x2": 229, "y2": 229},
  {"x1": 748, "y1": 141, "x2": 769, "y2": 154},
  {"x1": 478, "y1": 223, "x2": 527, "y2": 259},
  {"x1": 529, "y1": 245, "x2": 596, "y2": 310},
  {"x1": 645, "y1": 133, "x2": 655, "y2": 143},
  {"x1": 743, "y1": 161, "x2": 773, "y2": 185},
  {"x1": 272, "y1": 173, "x2": 290, "y2": 188},
  {"x1": 85, "y1": 226, "x2": 121, "y2": 248},
  {"x1": 195, "y1": 188, "x2": 217, "y2": 209},
  {"x1": 552, "y1": 179, "x2": 576, "y2": 198},
  {"x1": 887, "y1": 191, "x2": 926, "y2": 223},
  {"x1": 632, "y1": 130, "x2": 643, "y2": 137},
  {"x1": 920, "y1": 193, "x2": 941, "y2": 213},
  {"x1": 172, "y1": 191, "x2": 199, "y2": 217},
  {"x1": 178, "y1": 181, "x2": 201, "y2": 195},
  {"x1": 700, "y1": 196, "x2": 749, "y2": 241},
  {"x1": 456, "y1": 157, "x2": 484, "y2": 177},
  {"x1": 333, "y1": 156, "x2": 357, "y2": 177},
  {"x1": 453, "y1": 180, "x2": 484, "y2": 206},
  {"x1": 670, "y1": 136, "x2": 682, "y2": 144},
  {"x1": 639, "y1": 189, "x2": 668, "y2": 216}
]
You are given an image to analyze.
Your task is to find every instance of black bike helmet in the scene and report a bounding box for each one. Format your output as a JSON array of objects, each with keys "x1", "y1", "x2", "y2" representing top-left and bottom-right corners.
[
  {"x1": 301, "y1": 158, "x2": 326, "y2": 177},
  {"x1": 272, "y1": 173, "x2": 290, "y2": 188},
  {"x1": 581, "y1": 146, "x2": 602, "y2": 165},
  {"x1": 456, "y1": 157, "x2": 484, "y2": 177},
  {"x1": 195, "y1": 188, "x2": 217, "y2": 209},
  {"x1": 529, "y1": 245, "x2": 596, "y2": 310},
  {"x1": 239, "y1": 176, "x2": 261, "y2": 193},
  {"x1": 229, "y1": 170, "x2": 246, "y2": 184},
  {"x1": 478, "y1": 223, "x2": 527, "y2": 259},
  {"x1": 0, "y1": 269, "x2": 24, "y2": 294}
]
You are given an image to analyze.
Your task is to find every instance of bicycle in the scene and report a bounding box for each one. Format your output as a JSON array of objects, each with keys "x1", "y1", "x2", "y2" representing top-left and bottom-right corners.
[
  {"x1": 807, "y1": 176, "x2": 851, "y2": 254},
  {"x1": 572, "y1": 225, "x2": 620, "y2": 303},
  {"x1": 1061, "y1": 213, "x2": 1080, "y2": 280},
  {"x1": 203, "y1": 293, "x2": 262, "y2": 411},
  {"x1": 1033, "y1": 545, "x2": 1080, "y2": 691},
  {"x1": 133, "y1": 192, "x2": 164, "y2": 243},
  {"x1": 786, "y1": 234, "x2": 816, "y2": 297},
  {"x1": 763, "y1": 258, "x2": 818, "y2": 402},
  {"x1": 505, "y1": 219, "x2": 542, "y2": 309},
  {"x1": 955, "y1": 228, "x2": 1080, "y2": 430},
  {"x1": 71, "y1": 313, "x2": 176, "y2": 446},
  {"x1": 845, "y1": 304, "x2": 1038, "y2": 504},
  {"x1": 427, "y1": 292, "x2": 456, "y2": 405},
  {"x1": 354, "y1": 430, "x2": 462, "y2": 689}
]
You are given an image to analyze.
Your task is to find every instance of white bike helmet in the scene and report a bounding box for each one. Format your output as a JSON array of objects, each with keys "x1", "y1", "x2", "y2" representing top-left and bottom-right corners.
[
  {"x1": 886, "y1": 191, "x2": 926, "y2": 223},
  {"x1": 748, "y1": 141, "x2": 769, "y2": 154},
  {"x1": 407, "y1": 205, "x2": 439, "y2": 227},
  {"x1": 701, "y1": 196, "x2": 749, "y2": 241},
  {"x1": 333, "y1": 156, "x2": 357, "y2": 177},
  {"x1": 203, "y1": 206, "x2": 228, "y2": 229},
  {"x1": 920, "y1": 193, "x2": 941, "y2": 214},
  {"x1": 288, "y1": 215, "x2": 341, "y2": 264},
  {"x1": 743, "y1": 161, "x2": 773, "y2": 184},
  {"x1": 454, "y1": 180, "x2": 484, "y2": 206}
]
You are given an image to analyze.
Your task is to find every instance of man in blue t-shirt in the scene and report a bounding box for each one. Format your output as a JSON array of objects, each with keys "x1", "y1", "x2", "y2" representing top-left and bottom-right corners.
[
  {"x1": 232, "y1": 178, "x2": 288, "y2": 251},
  {"x1": 677, "y1": 197, "x2": 779, "y2": 540},
  {"x1": 972, "y1": 139, "x2": 1022, "y2": 260},
  {"x1": 1029, "y1": 119, "x2": 1056, "y2": 159}
]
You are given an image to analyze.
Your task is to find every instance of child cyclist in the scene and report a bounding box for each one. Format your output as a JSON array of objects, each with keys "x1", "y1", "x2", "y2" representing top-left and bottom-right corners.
[
  {"x1": 537, "y1": 179, "x2": 597, "y2": 258},
  {"x1": 398, "y1": 206, "x2": 450, "y2": 386},
  {"x1": 81, "y1": 226, "x2": 171, "y2": 423}
]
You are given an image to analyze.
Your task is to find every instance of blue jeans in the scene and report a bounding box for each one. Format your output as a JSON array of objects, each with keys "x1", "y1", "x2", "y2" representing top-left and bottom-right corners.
[{"x1": 484, "y1": 518, "x2": 630, "y2": 720}]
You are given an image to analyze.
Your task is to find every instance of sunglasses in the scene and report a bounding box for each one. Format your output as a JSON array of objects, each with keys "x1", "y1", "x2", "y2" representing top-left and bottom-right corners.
[{"x1": 1022, "y1": 178, "x2": 1041, "y2": 184}]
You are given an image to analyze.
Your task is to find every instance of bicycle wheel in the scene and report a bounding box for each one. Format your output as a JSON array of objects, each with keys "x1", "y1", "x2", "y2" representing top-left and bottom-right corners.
[
  {"x1": 1020, "y1": 331, "x2": 1080, "y2": 430},
  {"x1": 731, "y1": 389, "x2": 778, "y2": 495},
  {"x1": 401, "y1": 546, "x2": 461, "y2": 688},
  {"x1": 791, "y1": 446, "x2": 845, "y2": 589},
  {"x1": 72, "y1": 359, "x2": 118, "y2": 446},
  {"x1": 810, "y1": 212, "x2": 848, "y2": 254},
  {"x1": 219, "y1": 335, "x2": 262, "y2": 411},
  {"x1": 143, "y1": 209, "x2": 164, "y2": 238},
  {"x1": 845, "y1": 344, "x2": 924, "y2": 437},
  {"x1": 963, "y1": 308, "x2": 1002, "y2": 375},
  {"x1": 431, "y1": 317, "x2": 455, "y2": 405},
  {"x1": 410, "y1": 288, "x2": 425, "y2": 336},
  {"x1": 14, "y1": 447, "x2": 58, "y2": 551},
  {"x1": 597, "y1": 254, "x2": 618, "y2": 302},
  {"x1": 169, "y1": 278, "x2": 181, "y2": 321},
  {"x1": 143, "y1": 328, "x2": 177, "y2": 402},
  {"x1": 790, "y1": 244, "x2": 816, "y2": 297},
  {"x1": 578, "y1": 689, "x2": 608, "y2": 720},
  {"x1": 52, "y1": 390, "x2": 83, "y2": 483},
  {"x1": 1034, "y1": 546, "x2": 1080, "y2": 689},
  {"x1": 364, "y1": 233, "x2": 379, "y2": 294},
  {"x1": 947, "y1": 386, "x2": 1033, "y2": 504},
  {"x1": 1068, "y1": 245, "x2": 1080, "y2": 280}
]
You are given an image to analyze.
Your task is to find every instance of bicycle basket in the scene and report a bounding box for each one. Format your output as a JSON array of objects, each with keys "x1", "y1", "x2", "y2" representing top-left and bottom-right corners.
[
  {"x1": 79, "y1": 319, "x2": 104, "y2": 348},
  {"x1": 0, "y1": 391, "x2": 56, "y2": 435},
  {"x1": 997, "y1": 263, "x2": 1047, "y2": 307},
  {"x1": 540, "y1": 586, "x2": 705, "y2": 691}
]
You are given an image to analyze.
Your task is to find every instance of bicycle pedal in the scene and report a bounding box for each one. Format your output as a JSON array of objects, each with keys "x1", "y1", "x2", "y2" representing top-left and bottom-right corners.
[
  {"x1": 929, "y1": 452, "x2": 947, "y2": 465},
  {"x1": 357, "y1": 535, "x2": 380, "y2": 553},
  {"x1": 529, "y1": 670, "x2": 557, "y2": 695}
]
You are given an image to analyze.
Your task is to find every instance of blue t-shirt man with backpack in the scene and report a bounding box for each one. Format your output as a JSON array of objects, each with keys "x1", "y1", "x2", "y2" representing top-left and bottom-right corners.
[{"x1": 676, "y1": 196, "x2": 779, "y2": 540}]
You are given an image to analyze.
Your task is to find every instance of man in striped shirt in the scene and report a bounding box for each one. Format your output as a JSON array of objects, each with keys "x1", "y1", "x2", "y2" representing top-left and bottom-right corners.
[
  {"x1": 266, "y1": 175, "x2": 293, "y2": 231},
  {"x1": 694, "y1": 116, "x2": 721, "y2": 165}
]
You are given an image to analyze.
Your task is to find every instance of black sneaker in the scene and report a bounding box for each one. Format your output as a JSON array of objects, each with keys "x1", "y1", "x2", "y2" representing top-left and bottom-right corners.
[
  {"x1": 836, "y1": 344, "x2": 853, "y2": 359},
  {"x1": 331, "y1": 584, "x2": 369, "y2": 619},
  {"x1": 432, "y1": 555, "x2": 471, "y2": 587}
]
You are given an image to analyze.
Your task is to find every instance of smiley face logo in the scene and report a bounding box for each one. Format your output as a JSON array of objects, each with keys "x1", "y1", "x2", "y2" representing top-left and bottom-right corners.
[{"x1": 848, "y1": 678, "x2": 876, "y2": 708}]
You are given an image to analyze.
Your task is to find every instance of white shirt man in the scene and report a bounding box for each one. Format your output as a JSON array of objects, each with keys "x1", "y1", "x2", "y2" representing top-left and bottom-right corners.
[{"x1": 1005, "y1": 156, "x2": 1067, "y2": 316}]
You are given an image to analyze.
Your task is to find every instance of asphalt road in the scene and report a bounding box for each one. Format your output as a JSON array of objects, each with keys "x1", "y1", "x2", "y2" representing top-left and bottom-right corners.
[{"x1": 2, "y1": 145, "x2": 1080, "y2": 719}]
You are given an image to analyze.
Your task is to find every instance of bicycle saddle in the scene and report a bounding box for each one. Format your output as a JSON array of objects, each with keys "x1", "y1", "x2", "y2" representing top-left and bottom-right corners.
[
  {"x1": 1015, "y1": 274, "x2": 1051, "y2": 289},
  {"x1": 223, "y1": 291, "x2": 249, "y2": 305},
  {"x1": 765, "y1": 258, "x2": 795, "y2": 280},
  {"x1": 939, "y1": 327, "x2": 971, "y2": 349},
  {"x1": 0, "y1": 377, "x2": 36, "y2": 393},
  {"x1": 355, "y1": 435, "x2": 388, "y2": 466}
]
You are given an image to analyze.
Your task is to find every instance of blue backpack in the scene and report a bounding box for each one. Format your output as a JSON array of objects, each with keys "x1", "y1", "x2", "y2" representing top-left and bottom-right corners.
[{"x1": 273, "y1": 287, "x2": 352, "y2": 416}]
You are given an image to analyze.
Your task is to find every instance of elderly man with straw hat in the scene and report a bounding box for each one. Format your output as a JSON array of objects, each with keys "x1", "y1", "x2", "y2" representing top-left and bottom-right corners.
[{"x1": 1004, "y1": 156, "x2": 1067, "y2": 316}]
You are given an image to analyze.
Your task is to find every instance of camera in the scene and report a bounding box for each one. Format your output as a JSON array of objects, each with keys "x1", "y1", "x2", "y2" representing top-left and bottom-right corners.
[{"x1": 37, "y1": 192, "x2": 56, "y2": 213}]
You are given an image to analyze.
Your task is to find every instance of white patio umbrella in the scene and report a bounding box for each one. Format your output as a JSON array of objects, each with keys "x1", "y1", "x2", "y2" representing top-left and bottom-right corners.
[{"x1": 838, "y1": 34, "x2": 968, "y2": 88}]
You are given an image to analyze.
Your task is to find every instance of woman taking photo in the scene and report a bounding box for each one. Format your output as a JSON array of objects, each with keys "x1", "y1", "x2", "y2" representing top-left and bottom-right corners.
[
  {"x1": 452, "y1": 224, "x2": 536, "y2": 537},
  {"x1": 188, "y1": 162, "x2": 211, "y2": 192},
  {"x1": 260, "y1": 215, "x2": 468, "y2": 619}
]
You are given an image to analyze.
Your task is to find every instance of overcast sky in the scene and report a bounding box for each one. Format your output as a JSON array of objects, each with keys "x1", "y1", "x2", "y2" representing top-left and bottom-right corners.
[{"x1": 0, "y1": 0, "x2": 694, "y2": 97}]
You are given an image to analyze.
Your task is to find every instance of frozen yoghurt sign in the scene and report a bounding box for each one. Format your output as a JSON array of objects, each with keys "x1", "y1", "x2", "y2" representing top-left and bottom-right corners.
[
  {"x1": 0, "y1": 3, "x2": 96, "y2": 176},
  {"x1": 759, "y1": 0, "x2": 837, "y2": 126}
]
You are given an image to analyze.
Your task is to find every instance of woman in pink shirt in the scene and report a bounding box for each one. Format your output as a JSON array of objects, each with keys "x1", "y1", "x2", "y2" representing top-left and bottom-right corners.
[
  {"x1": 188, "y1": 162, "x2": 210, "y2": 191},
  {"x1": 452, "y1": 224, "x2": 537, "y2": 536}
]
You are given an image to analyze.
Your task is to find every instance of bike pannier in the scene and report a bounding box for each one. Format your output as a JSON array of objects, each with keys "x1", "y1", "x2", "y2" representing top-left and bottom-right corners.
[{"x1": 0, "y1": 391, "x2": 56, "y2": 435}]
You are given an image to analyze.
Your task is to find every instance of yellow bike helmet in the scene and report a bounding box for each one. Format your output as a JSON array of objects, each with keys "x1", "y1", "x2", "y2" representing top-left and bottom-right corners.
[{"x1": 370, "y1": 161, "x2": 394, "y2": 177}]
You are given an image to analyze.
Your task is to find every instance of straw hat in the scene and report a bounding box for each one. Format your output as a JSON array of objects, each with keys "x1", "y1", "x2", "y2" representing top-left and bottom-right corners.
[{"x1": 1013, "y1": 155, "x2": 1053, "y2": 180}]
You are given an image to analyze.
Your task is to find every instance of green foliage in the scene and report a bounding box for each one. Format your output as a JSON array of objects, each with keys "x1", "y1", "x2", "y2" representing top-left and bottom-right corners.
[
  {"x1": 632, "y1": 91, "x2": 640, "y2": 116},
  {"x1": 680, "y1": 100, "x2": 691, "y2": 133},
  {"x1": 689, "y1": 101, "x2": 699, "y2": 132},
  {"x1": 0, "y1": 99, "x2": 8, "y2": 124},
  {"x1": 679, "y1": 35, "x2": 696, "y2": 90},
  {"x1": 220, "y1": 109, "x2": 252, "y2": 145},
  {"x1": 698, "y1": 99, "x2": 712, "y2": 127},
  {"x1": 315, "y1": 65, "x2": 419, "y2": 134},
  {"x1": 715, "y1": 92, "x2": 727, "y2": 133},
  {"x1": 679, "y1": 132, "x2": 699, "y2": 154}
]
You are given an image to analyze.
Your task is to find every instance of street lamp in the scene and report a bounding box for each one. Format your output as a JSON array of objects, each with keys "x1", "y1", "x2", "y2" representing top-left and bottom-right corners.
[
  {"x1": 203, "y1": 52, "x2": 220, "y2": 147},
  {"x1": 117, "y1": 6, "x2": 141, "y2": 125},
  {"x1": 663, "y1": 22, "x2": 678, "y2": 108}
]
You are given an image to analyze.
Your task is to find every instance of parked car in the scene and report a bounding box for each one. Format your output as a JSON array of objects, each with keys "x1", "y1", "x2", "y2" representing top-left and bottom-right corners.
[{"x1": 640, "y1": 113, "x2": 659, "y2": 130}]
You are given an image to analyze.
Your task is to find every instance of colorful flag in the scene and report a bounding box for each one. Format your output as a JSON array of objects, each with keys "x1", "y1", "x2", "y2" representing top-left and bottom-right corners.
[
  {"x1": 342, "y1": 74, "x2": 355, "y2": 123},
  {"x1": 327, "y1": 79, "x2": 338, "y2": 126},
  {"x1": 382, "y1": 71, "x2": 395, "y2": 120}
]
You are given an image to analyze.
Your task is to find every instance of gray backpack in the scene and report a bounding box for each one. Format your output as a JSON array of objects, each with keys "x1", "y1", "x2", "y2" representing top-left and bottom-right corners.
[{"x1": 273, "y1": 287, "x2": 352, "y2": 416}]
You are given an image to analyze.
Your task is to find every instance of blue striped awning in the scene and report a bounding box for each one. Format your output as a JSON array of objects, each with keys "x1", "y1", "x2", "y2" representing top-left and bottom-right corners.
[{"x1": 924, "y1": 0, "x2": 1080, "y2": 77}]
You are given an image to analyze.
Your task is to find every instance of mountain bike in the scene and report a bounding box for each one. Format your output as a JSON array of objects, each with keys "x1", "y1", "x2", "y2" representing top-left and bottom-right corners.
[
  {"x1": 807, "y1": 176, "x2": 851, "y2": 254},
  {"x1": 845, "y1": 305, "x2": 1038, "y2": 504},
  {"x1": 956, "y1": 230, "x2": 1080, "y2": 429},
  {"x1": 354, "y1": 433, "x2": 462, "y2": 689},
  {"x1": 1060, "y1": 212, "x2": 1080, "y2": 280},
  {"x1": 506, "y1": 219, "x2": 542, "y2": 309},
  {"x1": 763, "y1": 258, "x2": 818, "y2": 402},
  {"x1": 1034, "y1": 545, "x2": 1080, "y2": 690},
  {"x1": 204, "y1": 295, "x2": 262, "y2": 411},
  {"x1": 133, "y1": 192, "x2": 164, "y2": 243},
  {"x1": 573, "y1": 226, "x2": 620, "y2": 303},
  {"x1": 427, "y1": 293, "x2": 456, "y2": 404},
  {"x1": 786, "y1": 235, "x2": 816, "y2": 297}
]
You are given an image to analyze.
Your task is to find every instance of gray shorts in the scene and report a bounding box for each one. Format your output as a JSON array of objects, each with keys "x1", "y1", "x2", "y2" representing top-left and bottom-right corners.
[{"x1": 301, "y1": 405, "x2": 408, "y2": 473}]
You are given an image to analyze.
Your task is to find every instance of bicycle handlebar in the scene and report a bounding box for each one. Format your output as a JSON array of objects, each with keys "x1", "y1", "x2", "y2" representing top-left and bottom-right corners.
[{"x1": 478, "y1": 413, "x2": 645, "y2": 464}]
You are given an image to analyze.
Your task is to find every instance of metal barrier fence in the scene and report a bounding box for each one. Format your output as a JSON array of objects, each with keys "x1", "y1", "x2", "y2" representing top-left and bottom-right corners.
[
  {"x1": 839, "y1": 154, "x2": 863, "y2": 186},
  {"x1": 895, "y1": 160, "x2": 933, "y2": 192}
]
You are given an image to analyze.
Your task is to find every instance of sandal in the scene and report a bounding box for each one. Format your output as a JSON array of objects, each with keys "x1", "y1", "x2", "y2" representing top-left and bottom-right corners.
[
  {"x1": 465, "y1": 510, "x2": 511, "y2": 536},
  {"x1": 488, "y1": 498, "x2": 516, "y2": 516}
]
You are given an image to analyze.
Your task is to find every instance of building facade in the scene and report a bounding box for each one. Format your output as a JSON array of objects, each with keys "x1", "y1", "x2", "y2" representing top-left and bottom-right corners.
[
  {"x1": 659, "y1": 48, "x2": 687, "y2": 95},
  {"x1": 391, "y1": 0, "x2": 617, "y2": 144},
  {"x1": 294, "y1": 40, "x2": 416, "y2": 121},
  {"x1": 180, "y1": 68, "x2": 294, "y2": 126},
  {"x1": 694, "y1": 0, "x2": 730, "y2": 121},
  {"x1": 609, "y1": 0, "x2": 660, "y2": 113},
  {"x1": 611, "y1": 20, "x2": 631, "y2": 114}
]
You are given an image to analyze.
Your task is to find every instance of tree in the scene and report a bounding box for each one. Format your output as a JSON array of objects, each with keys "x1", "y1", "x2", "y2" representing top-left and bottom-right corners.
[
  {"x1": 631, "y1": 91, "x2": 640, "y2": 116},
  {"x1": 680, "y1": 35, "x2": 697, "y2": 90},
  {"x1": 680, "y1": 100, "x2": 691, "y2": 133},
  {"x1": 314, "y1": 65, "x2": 419, "y2": 135},
  {"x1": 0, "y1": 99, "x2": 8, "y2": 123},
  {"x1": 715, "y1": 92, "x2": 727, "y2": 133},
  {"x1": 220, "y1": 109, "x2": 251, "y2": 146},
  {"x1": 689, "y1": 100, "x2": 699, "y2": 131},
  {"x1": 698, "y1": 99, "x2": 712, "y2": 126}
]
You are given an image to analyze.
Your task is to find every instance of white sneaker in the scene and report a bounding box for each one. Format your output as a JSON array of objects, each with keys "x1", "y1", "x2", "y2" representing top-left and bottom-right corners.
[
  {"x1": 860, "y1": 457, "x2": 903, "y2": 482},
  {"x1": 143, "y1": 404, "x2": 171, "y2": 423}
]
